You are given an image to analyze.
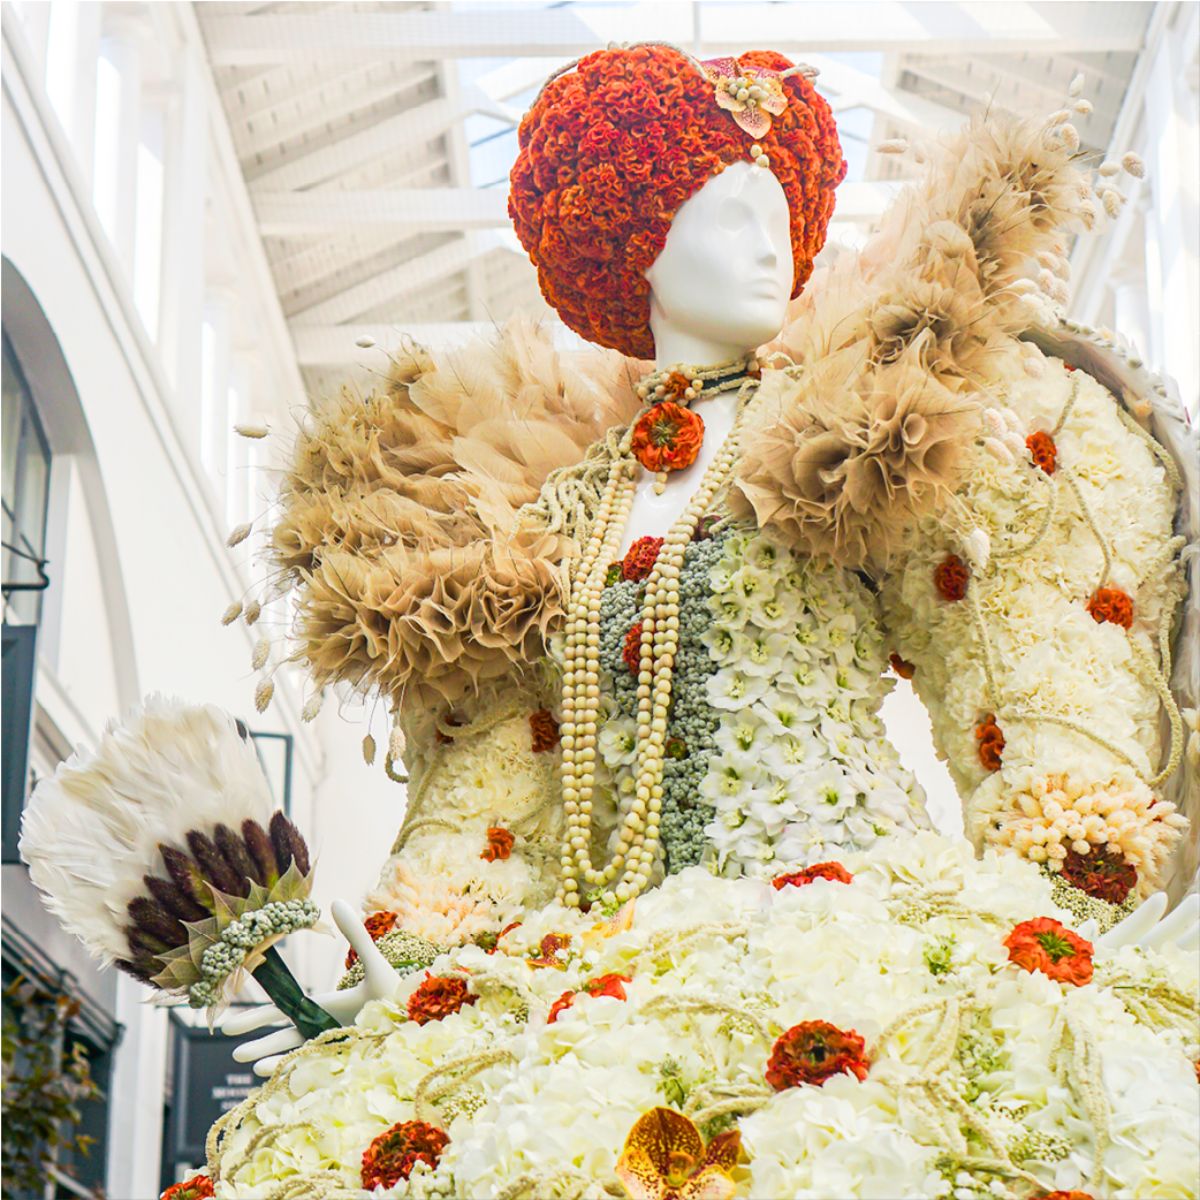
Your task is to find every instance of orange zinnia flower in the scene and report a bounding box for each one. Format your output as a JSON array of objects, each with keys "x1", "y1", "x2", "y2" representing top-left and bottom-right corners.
[
  {"x1": 975, "y1": 714, "x2": 1005, "y2": 772},
  {"x1": 361, "y1": 1121, "x2": 449, "y2": 1188},
  {"x1": 161, "y1": 1178, "x2": 214, "y2": 1200},
  {"x1": 772, "y1": 862, "x2": 853, "y2": 891},
  {"x1": 481, "y1": 826, "x2": 516, "y2": 862},
  {"x1": 1004, "y1": 917, "x2": 1094, "y2": 986},
  {"x1": 766, "y1": 1020, "x2": 869, "y2": 1090},
  {"x1": 1026, "y1": 430, "x2": 1058, "y2": 474},
  {"x1": 631, "y1": 402, "x2": 704, "y2": 473},
  {"x1": 1086, "y1": 586, "x2": 1134, "y2": 629},
  {"x1": 406, "y1": 973, "x2": 477, "y2": 1024},
  {"x1": 933, "y1": 554, "x2": 969, "y2": 601}
]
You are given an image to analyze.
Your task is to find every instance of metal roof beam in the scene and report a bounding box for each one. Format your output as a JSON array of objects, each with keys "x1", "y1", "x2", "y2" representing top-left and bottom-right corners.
[
  {"x1": 248, "y1": 89, "x2": 515, "y2": 191},
  {"x1": 288, "y1": 233, "x2": 504, "y2": 325},
  {"x1": 202, "y1": 3, "x2": 1150, "y2": 65},
  {"x1": 256, "y1": 181, "x2": 898, "y2": 236},
  {"x1": 291, "y1": 320, "x2": 581, "y2": 364}
]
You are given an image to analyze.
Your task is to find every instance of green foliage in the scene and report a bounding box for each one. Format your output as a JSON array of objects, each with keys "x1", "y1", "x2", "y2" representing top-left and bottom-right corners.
[{"x1": 1, "y1": 976, "x2": 102, "y2": 1200}]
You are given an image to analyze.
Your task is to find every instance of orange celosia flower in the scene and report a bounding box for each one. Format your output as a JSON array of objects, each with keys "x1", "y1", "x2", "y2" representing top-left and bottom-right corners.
[
  {"x1": 771, "y1": 862, "x2": 853, "y2": 891},
  {"x1": 361, "y1": 1121, "x2": 449, "y2": 1188},
  {"x1": 615, "y1": 1108, "x2": 741, "y2": 1200},
  {"x1": 1026, "y1": 430, "x2": 1058, "y2": 475},
  {"x1": 975, "y1": 714, "x2": 1005, "y2": 772},
  {"x1": 481, "y1": 826, "x2": 516, "y2": 862},
  {"x1": 889, "y1": 652, "x2": 915, "y2": 679},
  {"x1": 406, "y1": 973, "x2": 477, "y2": 1025},
  {"x1": 631, "y1": 402, "x2": 705, "y2": 474},
  {"x1": 1004, "y1": 917, "x2": 1094, "y2": 986},
  {"x1": 161, "y1": 1177, "x2": 214, "y2": 1200},
  {"x1": 766, "y1": 1021, "x2": 869, "y2": 1090},
  {"x1": 529, "y1": 708, "x2": 561, "y2": 753},
  {"x1": 622, "y1": 536, "x2": 665, "y2": 581},
  {"x1": 345, "y1": 910, "x2": 399, "y2": 968},
  {"x1": 933, "y1": 554, "x2": 969, "y2": 601},
  {"x1": 1086, "y1": 586, "x2": 1134, "y2": 629}
]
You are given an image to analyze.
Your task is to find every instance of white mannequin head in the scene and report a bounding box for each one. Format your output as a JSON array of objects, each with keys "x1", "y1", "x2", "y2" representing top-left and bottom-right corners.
[{"x1": 644, "y1": 160, "x2": 793, "y2": 368}]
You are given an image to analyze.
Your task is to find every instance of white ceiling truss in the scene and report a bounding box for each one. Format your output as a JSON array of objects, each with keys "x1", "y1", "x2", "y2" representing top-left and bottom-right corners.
[{"x1": 195, "y1": 1, "x2": 1155, "y2": 387}]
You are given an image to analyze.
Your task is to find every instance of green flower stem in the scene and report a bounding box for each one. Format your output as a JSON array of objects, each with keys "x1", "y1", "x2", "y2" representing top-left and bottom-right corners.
[{"x1": 251, "y1": 946, "x2": 339, "y2": 1040}]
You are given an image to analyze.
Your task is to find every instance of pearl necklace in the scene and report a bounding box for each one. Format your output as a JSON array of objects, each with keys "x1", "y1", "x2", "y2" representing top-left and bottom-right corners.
[{"x1": 556, "y1": 374, "x2": 758, "y2": 908}]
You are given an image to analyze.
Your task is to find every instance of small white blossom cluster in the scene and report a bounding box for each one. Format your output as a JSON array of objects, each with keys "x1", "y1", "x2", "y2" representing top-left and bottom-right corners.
[
  {"x1": 211, "y1": 834, "x2": 1199, "y2": 1199},
  {"x1": 366, "y1": 706, "x2": 563, "y2": 944},
  {"x1": 883, "y1": 352, "x2": 1187, "y2": 894},
  {"x1": 699, "y1": 529, "x2": 927, "y2": 877}
]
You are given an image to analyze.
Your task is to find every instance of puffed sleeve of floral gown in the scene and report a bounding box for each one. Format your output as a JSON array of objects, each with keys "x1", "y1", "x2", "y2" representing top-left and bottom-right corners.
[
  {"x1": 730, "y1": 104, "x2": 1197, "y2": 924},
  {"x1": 252, "y1": 318, "x2": 642, "y2": 959}
]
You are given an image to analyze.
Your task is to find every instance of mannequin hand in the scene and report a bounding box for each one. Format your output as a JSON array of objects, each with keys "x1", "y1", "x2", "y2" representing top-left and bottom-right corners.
[
  {"x1": 222, "y1": 899, "x2": 402, "y2": 1077},
  {"x1": 1079, "y1": 891, "x2": 1200, "y2": 952}
]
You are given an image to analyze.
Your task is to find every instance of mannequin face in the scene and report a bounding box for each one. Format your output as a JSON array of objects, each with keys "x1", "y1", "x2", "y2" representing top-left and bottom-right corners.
[{"x1": 645, "y1": 161, "x2": 793, "y2": 366}]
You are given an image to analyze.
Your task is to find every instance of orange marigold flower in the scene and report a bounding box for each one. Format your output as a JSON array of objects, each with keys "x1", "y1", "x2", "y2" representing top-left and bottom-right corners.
[
  {"x1": 406, "y1": 973, "x2": 477, "y2": 1025},
  {"x1": 529, "y1": 932, "x2": 572, "y2": 968},
  {"x1": 1026, "y1": 430, "x2": 1058, "y2": 475},
  {"x1": 888, "y1": 652, "x2": 915, "y2": 679},
  {"x1": 509, "y1": 46, "x2": 845, "y2": 358},
  {"x1": 481, "y1": 826, "x2": 516, "y2": 862},
  {"x1": 766, "y1": 1020, "x2": 869, "y2": 1091},
  {"x1": 933, "y1": 554, "x2": 969, "y2": 601},
  {"x1": 1086, "y1": 586, "x2": 1134, "y2": 629},
  {"x1": 345, "y1": 909, "x2": 398, "y2": 968},
  {"x1": 1061, "y1": 845, "x2": 1138, "y2": 905},
  {"x1": 361, "y1": 1121, "x2": 449, "y2": 1188},
  {"x1": 624, "y1": 622, "x2": 645, "y2": 675},
  {"x1": 622, "y1": 535, "x2": 664, "y2": 581},
  {"x1": 631, "y1": 402, "x2": 705, "y2": 474},
  {"x1": 1004, "y1": 917, "x2": 1094, "y2": 986},
  {"x1": 975, "y1": 714, "x2": 1005, "y2": 772},
  {"x1": 529, "y1": 708, "x2": 561, "y2": 753},
  {"x1": 772, "y1": 862, "x2": 853, "y2": 891},
  {"x1": 161, "y1": 1177, "x2": 214, "y2": 1200}
]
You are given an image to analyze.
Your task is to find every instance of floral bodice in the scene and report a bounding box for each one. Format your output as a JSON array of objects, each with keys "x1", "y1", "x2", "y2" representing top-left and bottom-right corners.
[{"x1": 367, "y1": 503, "x2": 926, "y2": 949}]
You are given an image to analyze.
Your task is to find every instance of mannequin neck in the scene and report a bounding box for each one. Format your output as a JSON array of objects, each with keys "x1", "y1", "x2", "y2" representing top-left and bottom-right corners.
[{"x1": 649, "y1": 305, "x2": 757, "y2": 370}]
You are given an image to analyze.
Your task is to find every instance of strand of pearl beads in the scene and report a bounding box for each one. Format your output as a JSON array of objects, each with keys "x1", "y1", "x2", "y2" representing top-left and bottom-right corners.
[{"x1": 556, "y1": 382, "x2": 754, "y2": 907}]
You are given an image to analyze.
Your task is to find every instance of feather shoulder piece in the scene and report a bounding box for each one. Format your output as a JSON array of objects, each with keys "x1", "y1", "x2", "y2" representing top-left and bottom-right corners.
[
  {"x1": 734, "y1": 101, "x2": 1123, "y2": 569},
  {"x1": 266, "y1": 317, "x2": 642, "y2": 717}
]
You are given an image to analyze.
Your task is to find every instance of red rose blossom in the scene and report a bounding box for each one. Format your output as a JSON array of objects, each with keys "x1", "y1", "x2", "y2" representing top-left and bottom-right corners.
[
  {"x1": 1026, "y1": 430, "x2": 1058, "y2": 475},
  {"x1": 529, "y1": 708, "x2": 561, "y2": 753},
  {"x1": 621, "y1": 535, "x2": 664, "y2": 581},
  {"x1": 772, "y1": 862, "x2": 854, "y2": 891},
  {"x1": 406, "y1": 973, "x2": 477, "y2": 1025},
  {"x1": 975, "y1": 714, "x2": 1005, "y2": 772},
  {"x1": 161, "y1": 1178, "x2": 214, "y2": 1200},
  {"x1": 481, "y1": 826, "x2": 516, "y2": 862},
  {"x1": 361, "y1": 1121, "x2": 449, "y2": 1188},
  {"x1": 766, "y1": 1020, "x2": 869, "y2": 1090},
  {"x1": 1060, "y1": 845, "x2": 1138, "y2": 905},
  {"x1": 631, "y1": 402, "x2": 704, "y2": 473},
  {"x1": 1004, "y1": 917, "x2": 1094, "y2": 986},
  {"x1": 933, "y1": 554, "x2": 969, "y2": 602},
  {"x1": 345, "y1": 910, "x2": 399, "y2": 968},
  {"x1": 623, "y1": 622, "x2": 645, "y2": 675},
  {"x1": 1086, "y1": 586, "x2": 1134, "y2": 629}
]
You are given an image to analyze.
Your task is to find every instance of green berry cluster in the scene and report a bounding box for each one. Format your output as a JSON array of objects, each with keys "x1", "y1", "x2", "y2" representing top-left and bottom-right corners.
[
  {"x1": 597, "y1": 533, "x2": 728, "y2": 873},
  {"x1": 188, "y1": 898, "x2": 319, "y2": 1007}
]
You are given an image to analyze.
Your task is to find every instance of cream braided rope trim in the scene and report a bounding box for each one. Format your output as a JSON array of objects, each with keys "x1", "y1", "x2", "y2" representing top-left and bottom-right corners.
[{"x1": 641, "y1": 993, "x2": 774, "y2": 1043}]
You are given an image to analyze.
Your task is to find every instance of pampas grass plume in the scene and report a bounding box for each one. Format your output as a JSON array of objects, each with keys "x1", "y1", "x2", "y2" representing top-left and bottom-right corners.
[
  {"x1": 252, "y1": 640, "x2": 270, "y2": 671},
  {"x1": 1122, "y1": 152, "x2": 1145, "y2": 178},
  {"x1": 301, "y1": 693, "x2": 323, "y2": 723},
  {"x1": 221, "y1": 601, "x2": 243, "y2": 626},
  {"x1": 245, "y1": 600, "x2": 262, "y2": 626},
  {"x1": 254, "y1": 678, "x2": 274, "y2": 714}
]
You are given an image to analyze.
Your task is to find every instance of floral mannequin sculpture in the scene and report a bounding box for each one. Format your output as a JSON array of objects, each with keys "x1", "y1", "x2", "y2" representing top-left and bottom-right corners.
[{"x1": 21, "y1": 45, "x2": 1199, "y2": 1198}]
